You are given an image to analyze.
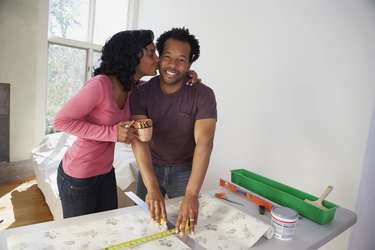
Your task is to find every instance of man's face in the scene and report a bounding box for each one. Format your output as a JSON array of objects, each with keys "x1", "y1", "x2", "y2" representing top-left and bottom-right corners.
[{"x1": 159, "y1": 38, "x2": 192, "y2": 86}]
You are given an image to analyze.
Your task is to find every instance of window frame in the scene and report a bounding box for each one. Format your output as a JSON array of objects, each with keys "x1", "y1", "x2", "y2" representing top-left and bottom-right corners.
[
  {"x1": 47, "y1": 36, "x2": 102, "y2": 83},
  {"x1": 35, "y1": 0, "x2": 138, "y2": 142}
]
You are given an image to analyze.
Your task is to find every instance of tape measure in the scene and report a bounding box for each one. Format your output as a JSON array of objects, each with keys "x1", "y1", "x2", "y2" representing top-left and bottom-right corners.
[
  {"x1": 101, "y1": 220, "x2": 190, "y2": 250},
  {"x1": 101, "y1": 228, "x2": 176, "y2": 250}
]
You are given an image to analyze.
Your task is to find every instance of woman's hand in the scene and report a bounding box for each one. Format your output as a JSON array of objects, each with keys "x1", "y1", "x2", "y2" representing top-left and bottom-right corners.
[
  {"x1": 175, "y1": 194, "x2": 199, "y2": 235},
  {"x1": 116, "y1": 121, "x2": 136, "y2": 144},
  {"x1": 186, "y1": 70, "x2": 201, "y2": 86}
]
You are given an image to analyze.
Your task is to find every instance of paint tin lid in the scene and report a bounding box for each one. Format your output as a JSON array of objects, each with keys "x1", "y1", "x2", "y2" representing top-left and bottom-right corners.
[{"x1": 271, "y1": 207, "x2": 299, "y2": 222}]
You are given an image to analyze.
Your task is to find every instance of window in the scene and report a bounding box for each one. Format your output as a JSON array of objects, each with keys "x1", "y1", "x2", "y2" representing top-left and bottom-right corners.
[{"x1": 46, "y1": 0, "x2": 130, "y2": 134}]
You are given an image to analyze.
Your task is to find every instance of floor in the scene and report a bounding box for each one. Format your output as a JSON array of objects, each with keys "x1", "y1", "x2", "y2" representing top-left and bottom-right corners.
[
  {"x1": 0, "y1": 177, "x2": 53, "y2": 232},
  {"x1": 0, "y1": 160, "x2": 35, "y2": 184}
]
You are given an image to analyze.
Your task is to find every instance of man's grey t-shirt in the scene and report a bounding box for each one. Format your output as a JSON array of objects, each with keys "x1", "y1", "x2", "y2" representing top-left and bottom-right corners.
[{"x1": 130, "y1": 76, "x2": 217, "y2": 167}]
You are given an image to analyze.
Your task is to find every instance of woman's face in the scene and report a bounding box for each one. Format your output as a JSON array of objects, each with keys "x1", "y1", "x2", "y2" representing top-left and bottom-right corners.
[{"x1": 134, "y1": 43, "x2": 159, "y2": 81}]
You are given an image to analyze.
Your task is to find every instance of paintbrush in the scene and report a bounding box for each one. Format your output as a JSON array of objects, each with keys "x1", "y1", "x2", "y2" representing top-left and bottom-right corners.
[{"x1": 304, "y1": 185, "x2": 333, "y2": 210}]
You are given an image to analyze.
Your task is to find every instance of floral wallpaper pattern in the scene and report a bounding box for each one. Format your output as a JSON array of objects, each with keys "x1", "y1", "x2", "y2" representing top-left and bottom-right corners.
[
  {"x1": 168, "y1": 194, "x2": 274, "y2": 249},
  {"x1": 7, "y1": 194, "x2": 273, "y2": 249}
]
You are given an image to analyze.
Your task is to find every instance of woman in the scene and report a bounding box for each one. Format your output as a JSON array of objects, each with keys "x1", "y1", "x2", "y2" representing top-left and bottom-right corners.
[{"x1": 54, "y1": 30, "x2": 198, "y2": 218}]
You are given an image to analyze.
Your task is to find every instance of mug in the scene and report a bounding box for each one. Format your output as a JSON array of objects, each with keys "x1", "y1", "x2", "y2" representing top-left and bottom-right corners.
[{"x1": 132, "y1": 119, "x2": 153, "y2": 142}]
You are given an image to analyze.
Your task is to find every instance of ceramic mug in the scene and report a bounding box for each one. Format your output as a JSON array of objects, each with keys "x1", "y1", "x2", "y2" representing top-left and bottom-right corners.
[{"x1": 132, "y1": 119, "x2": 153, "y2": 142}]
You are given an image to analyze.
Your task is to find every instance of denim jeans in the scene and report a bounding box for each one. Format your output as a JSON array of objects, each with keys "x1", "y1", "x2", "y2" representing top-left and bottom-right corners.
[
  {"x1": 136, "y1": 164, "x2": 192, "y2": 200},
  {"x1": 57, "y1": 161, "x2": 118, "y2": 218}
]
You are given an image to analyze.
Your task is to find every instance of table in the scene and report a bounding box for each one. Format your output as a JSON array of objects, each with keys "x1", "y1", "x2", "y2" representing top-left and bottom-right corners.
[
  {"x1": 0, "y1": 188, "x2": 357, "y2": 249},
  {"x1": 205, "y1": 190, "x2": 357, "y2": 249}
]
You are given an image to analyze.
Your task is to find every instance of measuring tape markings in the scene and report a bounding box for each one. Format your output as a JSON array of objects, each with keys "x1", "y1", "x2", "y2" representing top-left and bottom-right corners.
[
  {"x1": 102, "y1": 228, "x2": 176, "y2": 250},
  {"x1": 102, "y1": 220, "x2": 190, "y2": 249}
]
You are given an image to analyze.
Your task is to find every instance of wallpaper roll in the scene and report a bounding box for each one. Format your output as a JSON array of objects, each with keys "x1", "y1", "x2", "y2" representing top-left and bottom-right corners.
[
  {"x1": 7, "y1": 193, "x2": 275, "y2": 249},
  {"x1": 168, "y1": 193, "x2": 275, "y2": 248},
  {"x1": 263, "y1": 225, "x2": 275, "y2": 239}
]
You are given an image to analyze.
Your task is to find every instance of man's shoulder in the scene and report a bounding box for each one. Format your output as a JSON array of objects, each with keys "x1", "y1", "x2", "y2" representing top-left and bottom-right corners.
[
  {"x1": 190, "y1": 82, "x2": 215, "y2": 95},
  {"x1": 138, "y1": 76, "x2": 160, "y2": 89}
]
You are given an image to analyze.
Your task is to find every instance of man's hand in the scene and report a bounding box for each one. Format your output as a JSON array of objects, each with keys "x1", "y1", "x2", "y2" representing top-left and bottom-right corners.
[
  {"x1": 145, "y1": 189, "x2": 167, "y2": 224},
  {"x1": 175, "y1": 194, "x2": 199, "y2": 235}
]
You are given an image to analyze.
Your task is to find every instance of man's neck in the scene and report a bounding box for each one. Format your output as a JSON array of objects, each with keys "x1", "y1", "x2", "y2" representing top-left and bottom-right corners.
[{"x1": 159, "y1": 80, "x2": 184, "y2": 94}]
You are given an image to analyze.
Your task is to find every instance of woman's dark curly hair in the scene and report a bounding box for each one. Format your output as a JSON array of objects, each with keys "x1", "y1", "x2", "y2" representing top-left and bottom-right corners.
[
  {"x1": 93, "y1": 30, "x2": 154, "y2": 91},
  {"x1": 156, "y1": 27, "x2": 200, "y2": 63}
]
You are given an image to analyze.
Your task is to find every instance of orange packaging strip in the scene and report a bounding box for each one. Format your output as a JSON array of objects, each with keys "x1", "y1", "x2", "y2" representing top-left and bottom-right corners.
[{"x1": 219, "y1": 178, "x2": 274, "y2": 211}]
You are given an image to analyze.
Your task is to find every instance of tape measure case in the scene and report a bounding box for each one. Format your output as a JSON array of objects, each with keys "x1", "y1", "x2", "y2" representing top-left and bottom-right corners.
[{"x1": 231, "y1": 169, "x2": 338, "y2": 225}]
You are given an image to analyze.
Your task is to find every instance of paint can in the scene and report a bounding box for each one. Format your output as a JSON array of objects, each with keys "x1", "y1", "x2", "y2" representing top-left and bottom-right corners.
[{"x1": 271, "y1": 206, "x2": 299, "y2": 240}]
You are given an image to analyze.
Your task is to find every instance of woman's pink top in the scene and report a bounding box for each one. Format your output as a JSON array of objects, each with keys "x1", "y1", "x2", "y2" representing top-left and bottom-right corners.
[{"x1": 53, "y1": 75, "x2": 131, "y2": 178}]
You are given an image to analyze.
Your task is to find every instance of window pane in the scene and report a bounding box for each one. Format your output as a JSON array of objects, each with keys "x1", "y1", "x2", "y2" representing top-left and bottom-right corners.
[
  {"x1": 93, "y1": 0, "x2": 129, "y2": 44},
  {"x1": 93, "y1": 50, "x2": 102, "y2": 71},
  {"x1": 46, "y1": 44, "x2": 86, "y2": 134},
  {"x1": 48, "y1": 0, "x2": 90, "y2": 41}
]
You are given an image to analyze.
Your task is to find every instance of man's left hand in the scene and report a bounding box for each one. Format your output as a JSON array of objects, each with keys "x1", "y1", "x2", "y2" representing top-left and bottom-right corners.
[{"x1": 175, "y1": 194, "x2": 199, "y2": 235}]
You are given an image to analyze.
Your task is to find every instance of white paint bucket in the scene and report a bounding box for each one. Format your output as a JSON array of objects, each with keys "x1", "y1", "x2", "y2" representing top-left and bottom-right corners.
[{"x1": 271, "y1": 206, "x2": 299, "y2": 240}]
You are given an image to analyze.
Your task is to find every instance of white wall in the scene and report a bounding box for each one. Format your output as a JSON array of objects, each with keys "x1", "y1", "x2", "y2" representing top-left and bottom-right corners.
[
  {"x1": 136, "y1": 0, "x2": 375, "y2": 249},
  {"x1": 0, "y1": 0, "x2": 40, "y2": 162}
]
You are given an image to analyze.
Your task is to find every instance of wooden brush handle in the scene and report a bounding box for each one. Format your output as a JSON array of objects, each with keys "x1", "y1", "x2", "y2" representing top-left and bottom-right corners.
[{"x1": 318, "y1": 185, "x2": 333, "y2": 202}]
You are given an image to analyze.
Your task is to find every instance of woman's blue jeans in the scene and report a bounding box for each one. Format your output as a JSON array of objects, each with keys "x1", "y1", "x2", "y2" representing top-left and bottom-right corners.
[
  {"x1": 57, "y1": 161, "x2": 118, "y2": 218},
  {"x1": 136, "y1": 164, "x2": 192, "y2": 200}
]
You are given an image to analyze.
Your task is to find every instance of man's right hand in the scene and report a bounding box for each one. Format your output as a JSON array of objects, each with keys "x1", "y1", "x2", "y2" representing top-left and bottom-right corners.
[{"x1": 145, "y1": 189, "x2": 167, "y2": 224}]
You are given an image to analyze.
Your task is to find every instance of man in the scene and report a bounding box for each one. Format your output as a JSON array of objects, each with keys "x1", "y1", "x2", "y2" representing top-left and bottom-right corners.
[{"x1": 130, "y1": 27, "x2": 217, "y2": 234}]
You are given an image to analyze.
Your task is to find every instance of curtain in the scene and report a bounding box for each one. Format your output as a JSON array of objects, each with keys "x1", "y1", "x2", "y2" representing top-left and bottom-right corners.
[{"x1": 348, "y1": 99, "x2": 375, "y2": 250}]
